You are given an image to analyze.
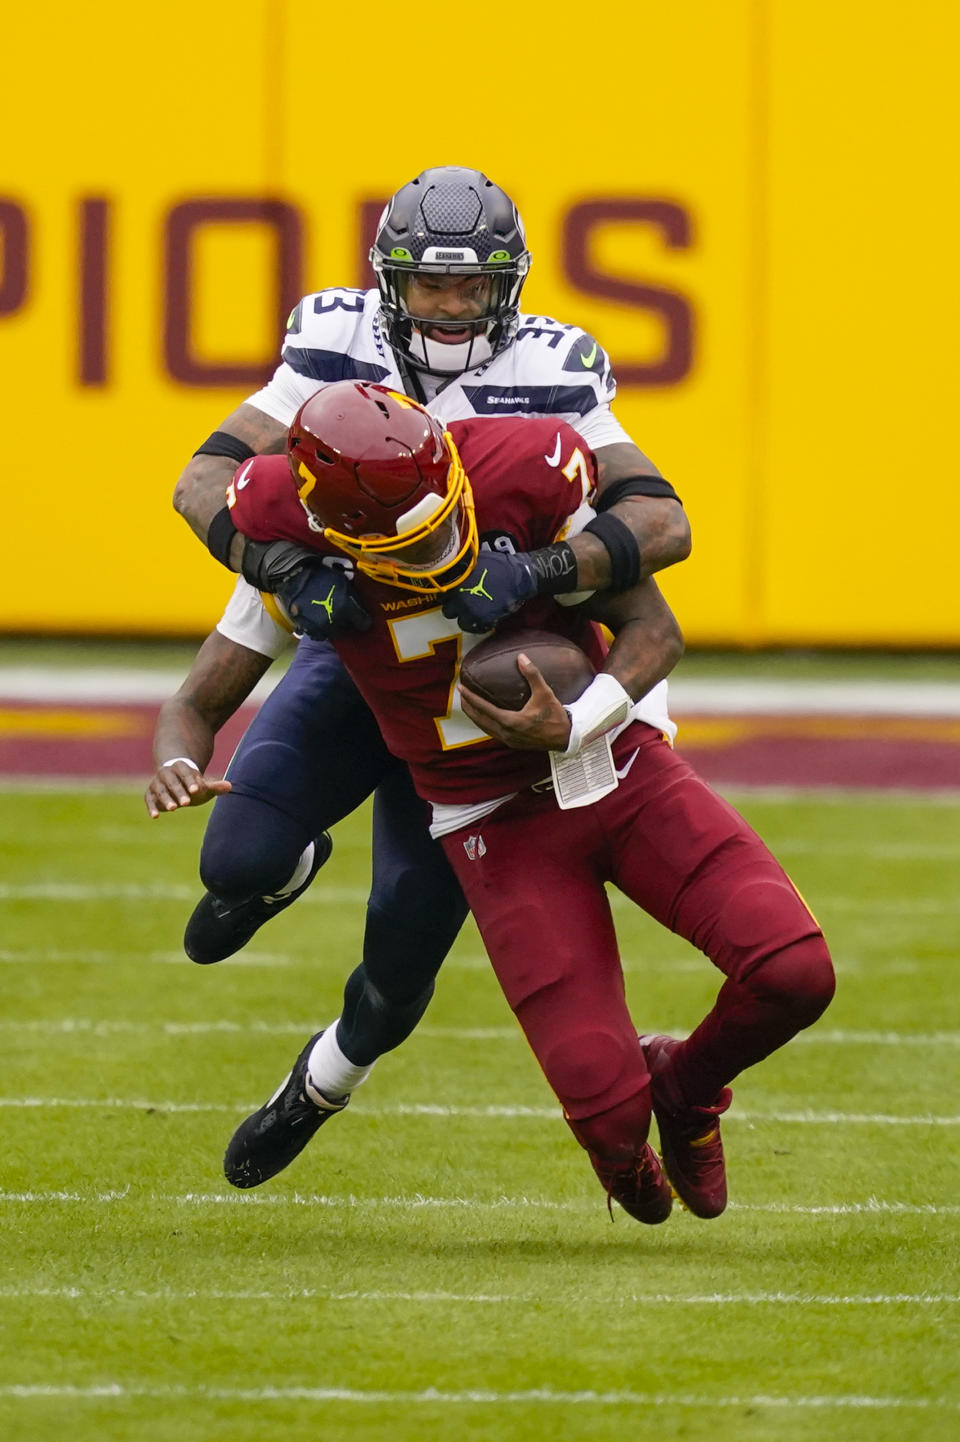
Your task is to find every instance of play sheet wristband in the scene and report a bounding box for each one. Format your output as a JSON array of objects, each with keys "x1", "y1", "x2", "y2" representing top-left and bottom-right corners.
[
  {"x1": 549, "y1": 735, "x2": 619, "y2": 809},
  {"x1": 548, "y1": 674, "x2": 632, "y2": 810}
]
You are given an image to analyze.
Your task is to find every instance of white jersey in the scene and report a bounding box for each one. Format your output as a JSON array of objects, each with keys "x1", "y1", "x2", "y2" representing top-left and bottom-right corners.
[{"x1": 246, "y1": 288, "x2": 633, "y2": 450}]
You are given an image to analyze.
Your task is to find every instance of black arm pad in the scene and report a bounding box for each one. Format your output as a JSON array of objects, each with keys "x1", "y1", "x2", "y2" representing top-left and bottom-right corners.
[
  {"x1": 240, "y1": 538, "x2": 318, "y2": 593},
  {"x1": 192, "y1": 430, "x2": 256, "y2": 464},
  {"x1": 582, "y1": 510, "x2": 642, "y2": 592},
  {"x1": 595, "y1": 475, "x2": 681, "y2": 510},
  {"x1": 206, "y1": 506, "x2": 239, "y2": 570}
]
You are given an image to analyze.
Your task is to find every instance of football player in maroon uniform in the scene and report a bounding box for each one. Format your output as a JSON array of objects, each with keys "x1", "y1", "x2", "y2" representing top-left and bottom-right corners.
[{"x1": 212, "y1": 382, "x2": 834, "y2": 1224}]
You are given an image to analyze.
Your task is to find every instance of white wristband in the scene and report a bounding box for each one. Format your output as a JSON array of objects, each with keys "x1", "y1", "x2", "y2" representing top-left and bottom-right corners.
[
  {"x1": 563, "y1": 674, "x2": 632, "y2": 756},
  {"x1": 159, "y1": 757, "x2": 201, "y2": 771}
]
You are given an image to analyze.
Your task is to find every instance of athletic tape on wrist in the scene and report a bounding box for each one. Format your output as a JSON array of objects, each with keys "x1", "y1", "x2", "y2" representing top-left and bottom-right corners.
[
  {"x1": 563, "y1": 673, "x2": 632, "y2": 756},
  {"x1": 159, "y1": 757, "x2": 200, "y2": 771}
]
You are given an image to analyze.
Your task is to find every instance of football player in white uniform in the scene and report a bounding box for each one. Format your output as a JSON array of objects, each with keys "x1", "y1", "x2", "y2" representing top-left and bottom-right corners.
[{"x1": 165, "y1": 166, "x2": 690, "y2": 1117}]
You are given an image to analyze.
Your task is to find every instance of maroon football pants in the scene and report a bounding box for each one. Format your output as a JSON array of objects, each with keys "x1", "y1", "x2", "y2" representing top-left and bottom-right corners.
[{"x1": 440, "y1": 723, "x2": 834, "y2": 1166}]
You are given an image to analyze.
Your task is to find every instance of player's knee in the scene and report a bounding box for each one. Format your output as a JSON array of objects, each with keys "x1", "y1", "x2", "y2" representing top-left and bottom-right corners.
[
  {"x1": 712, "y1": 875, "x2": 813, "y2": 953},
  {"x1": 340, "y1": 964, "x2": 435, "y2": 1060},
  {"x1": 347, "y1": 956, "x2": 436, "y2": 1015},
  {"x1": 750, "y1": 934, "x2": 836, "y2": 1028},
  {"x1": 198, "y1": 812, "x2": 305, "y2": 902},
  {"x1": 540, "y1": 1029, "x2": 644, "y2": 1118}
]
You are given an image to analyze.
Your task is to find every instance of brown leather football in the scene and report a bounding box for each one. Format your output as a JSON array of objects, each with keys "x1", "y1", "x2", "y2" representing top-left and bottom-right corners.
[{"x1": 459, "y1": 629, "x2": 596, "y2": 711}]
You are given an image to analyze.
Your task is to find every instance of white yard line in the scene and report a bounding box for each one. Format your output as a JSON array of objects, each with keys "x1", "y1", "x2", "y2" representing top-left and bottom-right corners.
[
  {"x1": 2, "y1": 880, "x2": 959, "y2": 914},
  {"x1": 1, "y1": 1097, "x2": 959, "y2": 1126},
  {"x1": 0, "y1": 950, "x2": 949, "y2": 980},
  {"x1": 0, "y1": 949, "x2": 293, "y2": 967},
  {"x1": 0, "y1": 882, "x2": 371, "y2": 902},
  {"x1": 0, "y1": 1382, "x2": 956, "y2": 1410},
  {"x1": 1, "y1": 1189, "x2": 957, "y2": 1217},
  {"x1": 0, "y1": 1284, "x2": 955, "y2": 1306},
  {"x1": 0, "y1": 951, "x2": 949, "y2": 976},
  {"x1": 1, "y1": 1018, "x2": 959, "y2": 1047}
]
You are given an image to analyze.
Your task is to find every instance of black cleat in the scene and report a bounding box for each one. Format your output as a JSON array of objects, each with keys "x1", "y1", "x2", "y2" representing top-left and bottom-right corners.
[
  {"x1": 184, "y1": 832, "x2": 332, "y2": 963},
  {"x1": 224, "y1": 1031, "x2": 348, "y2": 1189}
]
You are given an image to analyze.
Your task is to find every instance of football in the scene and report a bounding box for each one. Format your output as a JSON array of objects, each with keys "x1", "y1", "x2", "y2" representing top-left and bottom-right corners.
[{"x1": 459, "y1": 629, "x2": 595, "y2": 711}]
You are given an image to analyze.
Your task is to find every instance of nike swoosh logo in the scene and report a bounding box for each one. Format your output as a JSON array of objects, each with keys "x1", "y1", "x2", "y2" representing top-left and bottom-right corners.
[
  {"x1": 235, "y1": 460, "x2": 254, "y2": 490},
  {"x1": 544, "y1": 433, "x2": 562, "y2": 467},
  {"x1": 580, "y1": 341, "x2": 598, "y2": 368},
  {"x1": 614, "y1": 746, "x2": 641, "y2": 780}
]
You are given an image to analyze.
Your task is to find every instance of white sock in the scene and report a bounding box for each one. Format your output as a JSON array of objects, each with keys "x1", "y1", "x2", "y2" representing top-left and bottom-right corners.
[
  {"x1": 307, "y1": 1023, "x2": 373, "y2": 1101},
  {"x1": 266, "y1": 841, "x2": 315, "y2": 900}
]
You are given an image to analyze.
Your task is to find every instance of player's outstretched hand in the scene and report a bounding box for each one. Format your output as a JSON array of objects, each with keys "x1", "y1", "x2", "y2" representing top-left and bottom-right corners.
[
  {"x1": 442, "y1": 551, "x2": 538, "y2": 634},
  {"x1": 276, "y1": 561, "x2": 372, "y2": 642},
  {"x1": 145, "y1": 762, "x2": 231, "y2": 819},
  {"x1": 459, "y1": 654, "x2": 572, "y2": 751}
]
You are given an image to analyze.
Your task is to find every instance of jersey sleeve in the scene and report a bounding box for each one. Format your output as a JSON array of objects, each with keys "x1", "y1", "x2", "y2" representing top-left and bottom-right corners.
[
  {"x1": 215, "y1": 577, "x2": 293, "y2": 660},
  {"x1": 226, "y1": 455, "x2": 316, "y2": 546},
  {"x1": 245, "y1": 289, "x2": 389, "y2": 424},
  {"x1": 552, "y1": 329, "x2": 637, "y2": 450},
  {"x1": 510, "y1": 323, "x2": 652, "y2": 455},
  {"x1": 245, "y1": 360, "x2": 319, "y2": 427},
  {"x1": 572, "y1": 401, "x2": 634, "y2": 451}
]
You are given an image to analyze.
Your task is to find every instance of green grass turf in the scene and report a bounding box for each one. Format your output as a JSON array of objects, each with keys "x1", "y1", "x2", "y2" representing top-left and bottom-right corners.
[{"x1": 1, "y1": 786, "x2": 958, "y2": 1441}]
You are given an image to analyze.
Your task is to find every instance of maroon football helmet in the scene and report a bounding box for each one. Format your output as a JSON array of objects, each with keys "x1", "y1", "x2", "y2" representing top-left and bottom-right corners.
[{"x1": 288, "y1": 382, "x2": 478, "y2": 593}]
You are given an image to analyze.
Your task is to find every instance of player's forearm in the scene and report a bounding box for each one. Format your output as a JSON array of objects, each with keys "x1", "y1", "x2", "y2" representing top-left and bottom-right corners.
[
  {"x1": 152, "y1": 697, "x2": 218, "y2": 773},
  {"x1": 173, "y1": 403, "x2": 287, "y2": 566},
  {"x1": 173, "y1": 454, "x2": 242, "y2": 551},
  {"x1": 569, "y1": 496, "x2": 691, "y2": 591},
  {"x1": 152, "y1": 634, "x2": 273, "y2": 768},
  {"x1": 592, "y1": 579, "x2": 685, "y2": 700}
]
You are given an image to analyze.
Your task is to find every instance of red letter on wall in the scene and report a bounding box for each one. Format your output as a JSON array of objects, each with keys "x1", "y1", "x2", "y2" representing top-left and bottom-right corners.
[
  {"x1": 79, "y1": 197, "x2": 110, "y2": 385},
  {"x1": 164, "y1": 200, "x2": 304, "y2": 387},
  {"x1": 356, "y1": 199, "x2": 389, "y2": 288},
  {"x1": 0, "y1": 199, "x2": 29, "y2": 317},
  {"x1": 564, "y1": 200, "x2": 694, "y2": 386}
]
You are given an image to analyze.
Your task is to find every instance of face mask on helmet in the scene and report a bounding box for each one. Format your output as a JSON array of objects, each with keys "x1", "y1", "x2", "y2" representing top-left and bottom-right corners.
[
  {"x1": 370, "y1": 166, "x2": 531, "y2": 376},
  {"x1": 288, "y1": 381, "x2": 478, "y2": 594}
]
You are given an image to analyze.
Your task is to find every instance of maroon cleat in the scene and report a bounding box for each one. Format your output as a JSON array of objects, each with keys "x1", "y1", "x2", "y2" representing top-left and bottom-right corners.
[
  {"x1": 640, "y1": 1033, "x2": 731, "y2": 1219},
  {"x1": 590, "y1": 1142, "x2": 673, "y2": 1225}
]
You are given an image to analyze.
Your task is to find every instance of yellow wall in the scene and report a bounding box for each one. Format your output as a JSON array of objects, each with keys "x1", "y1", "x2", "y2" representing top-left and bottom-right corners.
[{"x1": 1, "y1": 1, "x2": 957, "y2": 645}]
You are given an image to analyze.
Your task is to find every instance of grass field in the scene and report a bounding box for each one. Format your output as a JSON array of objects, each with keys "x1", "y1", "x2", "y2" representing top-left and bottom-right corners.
[{"x1": 1, "y1": 780, "x2": 959, "y2": 1441}]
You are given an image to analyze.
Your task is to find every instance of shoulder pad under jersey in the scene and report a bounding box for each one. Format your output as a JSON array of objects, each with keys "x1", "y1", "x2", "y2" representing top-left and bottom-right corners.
[
  {"x1": 280, "y1": 289, "x2": 391, "y2": 386},
  {"x1": 460, "y1": 315, "x2": 615, "y2": 420}
]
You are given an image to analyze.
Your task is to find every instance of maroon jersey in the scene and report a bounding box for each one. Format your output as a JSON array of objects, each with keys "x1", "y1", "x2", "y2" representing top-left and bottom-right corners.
[{"x1": 229, "y1": 416, "x2": 606, "y2": 804}]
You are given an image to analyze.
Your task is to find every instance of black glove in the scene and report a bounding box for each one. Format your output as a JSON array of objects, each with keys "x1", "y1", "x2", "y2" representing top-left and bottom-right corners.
[
  {"x1": 441, "y1": 551, "x2": 540, "y2": 634},
  {"x1": 275, "y1": 560, "x2": 371, "y2": 641}
]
